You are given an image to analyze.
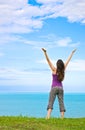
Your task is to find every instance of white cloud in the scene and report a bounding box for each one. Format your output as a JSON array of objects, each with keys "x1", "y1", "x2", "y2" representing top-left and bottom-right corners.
[
  {"x1": 57, "y1": 37, "x2": 80, "y2": 47},
  {"x1": 0, "y1": 0, "x2": 43, "y2": 34},
  {"x1": 57, "y1": 37, "x2": 71, "y2": 47},
  {"x1": 67, "y1": 59, "x2": 85, "y2": 71},
  {"x1": 0, "y1": 34, "x2": 20, "y2": 44},
  {"x1": 0, "y1": 67, "x2": 51, "y2": 86},
  {"x1": 37, "y1": 0, "x2": 61, "y2": 4},
  {"x1": 36, "y1": 0, "x2": 85, "y2": 24},
  {"x1": 25, "y1": 35, "x2": 79, "y2": 48},
  {"x1": 0, "y1": 0, "x2": 27, "y2": 9},
  {"x1": 0, "y1": 0, "x2": 85, "y2": 34},
  {"x1": 46, "y1": 0, "x2": 85, "y2": 23},
  {"x1": 0, "y1": 32, "x2": 79, "y2": 50}
]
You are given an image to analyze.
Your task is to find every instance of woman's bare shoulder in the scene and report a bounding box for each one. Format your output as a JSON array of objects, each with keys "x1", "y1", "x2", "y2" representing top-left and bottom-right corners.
[{"x1": 52, "y1": 68, "x2": 57, "y2": 74}]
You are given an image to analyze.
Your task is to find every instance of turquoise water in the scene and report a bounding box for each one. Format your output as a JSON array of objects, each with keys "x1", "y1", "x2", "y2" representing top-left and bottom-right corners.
[{"x1": 0, "y1": 92, "x2": 85, "y2": 118}]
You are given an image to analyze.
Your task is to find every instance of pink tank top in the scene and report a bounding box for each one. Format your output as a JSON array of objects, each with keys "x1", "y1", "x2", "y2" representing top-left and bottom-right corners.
[{"x1": 51, "y1": 74, "x2": 63, "y2": 87}]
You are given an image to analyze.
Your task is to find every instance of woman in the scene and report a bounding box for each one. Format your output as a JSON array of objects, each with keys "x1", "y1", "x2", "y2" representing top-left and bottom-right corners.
[{"x1": 42, "y1": 48, "x2": 76, "y2": 119}]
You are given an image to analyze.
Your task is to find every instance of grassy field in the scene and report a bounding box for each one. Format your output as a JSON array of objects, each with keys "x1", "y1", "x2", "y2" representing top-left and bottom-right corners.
[{"x1": 0, "y1": 116, "x2": 85, "y2": 130}]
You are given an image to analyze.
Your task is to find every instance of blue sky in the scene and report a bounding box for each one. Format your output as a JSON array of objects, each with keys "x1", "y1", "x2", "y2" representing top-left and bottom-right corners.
[{"x1": 0, "y1": 0, "x2": 85, "y2": 93}]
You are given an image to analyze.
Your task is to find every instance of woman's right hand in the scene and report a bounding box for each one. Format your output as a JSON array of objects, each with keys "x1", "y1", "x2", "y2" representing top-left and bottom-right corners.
[{"x1": 42, "y1": 48, "x2": 46, "y2": 53}]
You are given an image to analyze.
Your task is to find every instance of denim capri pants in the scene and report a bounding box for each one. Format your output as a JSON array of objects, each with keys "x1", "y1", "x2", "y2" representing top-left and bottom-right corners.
[{"x1": 47, "y1": 86, "x2": 66, "y2": 112}]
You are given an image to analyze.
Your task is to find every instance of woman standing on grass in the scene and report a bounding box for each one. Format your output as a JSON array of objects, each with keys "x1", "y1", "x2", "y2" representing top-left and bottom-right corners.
[{"x1": 42, "y1": 48, "x2": 76, "y2": 119}]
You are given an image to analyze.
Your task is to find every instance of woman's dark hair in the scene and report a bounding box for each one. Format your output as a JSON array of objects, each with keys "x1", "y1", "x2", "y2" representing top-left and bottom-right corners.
[{"x1": 56, "y1": 59, "x2": 65, "y2": 82}]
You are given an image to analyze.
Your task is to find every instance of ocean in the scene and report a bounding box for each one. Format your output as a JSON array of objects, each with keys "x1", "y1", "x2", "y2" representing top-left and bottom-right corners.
[{"x1": 0, "y1": 92, "x2": 85, "y2": 118}]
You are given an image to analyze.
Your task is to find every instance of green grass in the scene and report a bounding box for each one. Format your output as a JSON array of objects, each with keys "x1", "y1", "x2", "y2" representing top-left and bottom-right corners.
[{"x1": 0, "y1": 116, "x2": 85, "y2": 130}]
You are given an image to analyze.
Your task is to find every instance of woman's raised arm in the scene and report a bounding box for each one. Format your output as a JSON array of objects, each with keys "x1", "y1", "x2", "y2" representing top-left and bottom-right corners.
[
  {"x1": 42, "y1": 48, "x2": 56, "y2": 72},
  {"x1": 65, "y1": 49, "x2": 76, "y2": 69}
]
